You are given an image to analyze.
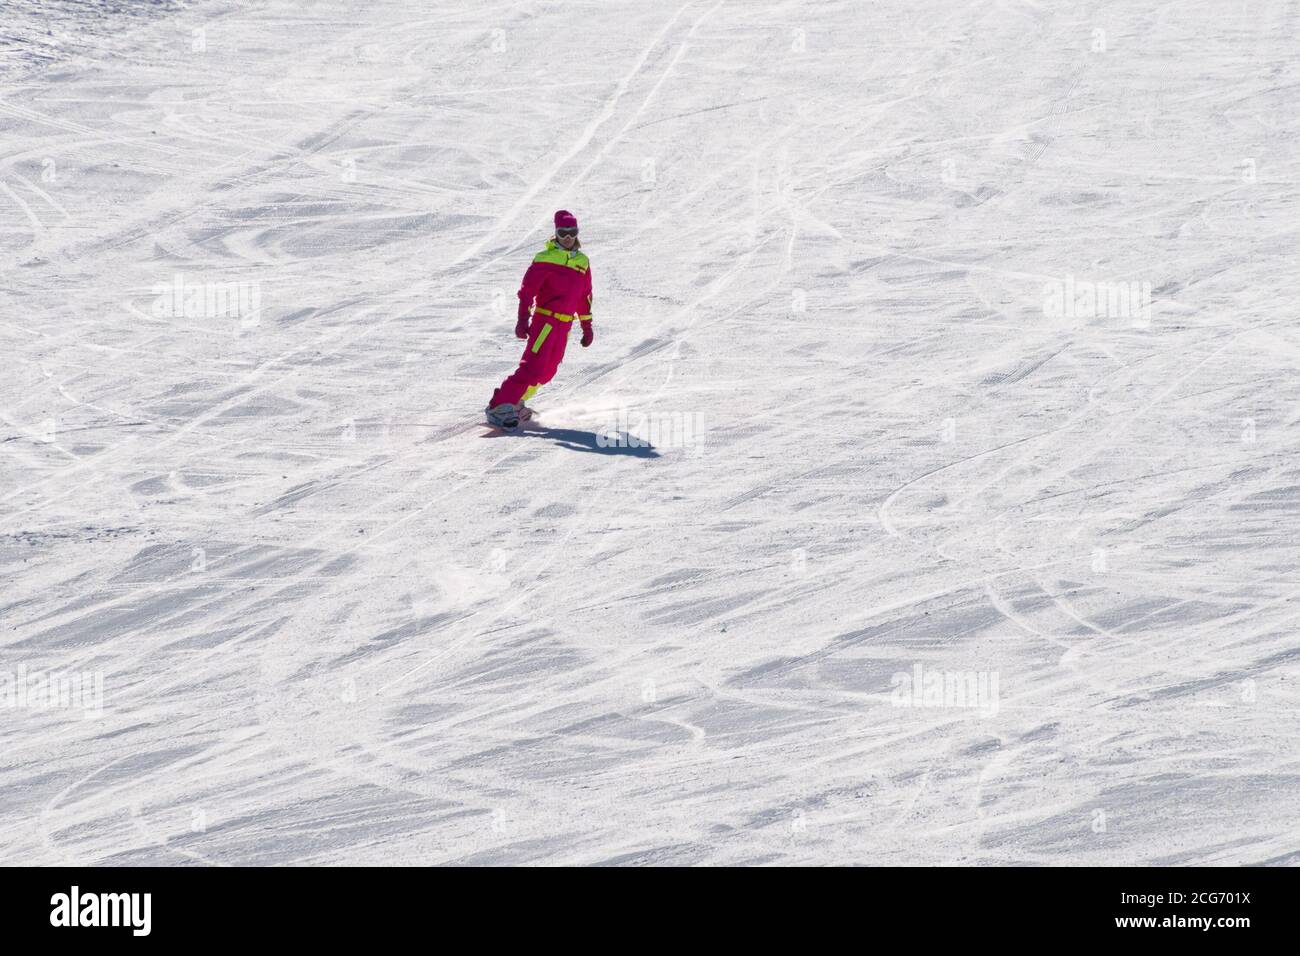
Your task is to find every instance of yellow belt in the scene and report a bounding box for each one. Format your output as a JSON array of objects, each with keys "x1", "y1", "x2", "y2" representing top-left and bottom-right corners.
[{"x1": 534, "y1": 306, "x2": 591, "y2": 322}]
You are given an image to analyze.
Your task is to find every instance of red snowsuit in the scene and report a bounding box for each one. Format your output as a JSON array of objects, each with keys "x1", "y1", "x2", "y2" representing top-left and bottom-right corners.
[{"x1": 490, "y1": 239, "x2": 592, "y2": 408}]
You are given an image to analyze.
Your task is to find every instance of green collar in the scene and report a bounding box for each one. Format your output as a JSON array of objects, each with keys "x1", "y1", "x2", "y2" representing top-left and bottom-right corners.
[{"x1": 534, "y1": 240, "x2": 589, "y2": 272}]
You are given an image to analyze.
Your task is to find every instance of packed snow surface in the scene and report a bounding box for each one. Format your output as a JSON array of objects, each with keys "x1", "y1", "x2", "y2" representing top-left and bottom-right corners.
[{"x1": 3, "y1": 0, "x2": 1298, "y2": 865}]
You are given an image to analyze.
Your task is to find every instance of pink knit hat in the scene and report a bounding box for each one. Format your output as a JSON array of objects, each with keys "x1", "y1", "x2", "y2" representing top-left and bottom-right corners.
[{"x1": 554, "y1": 209, "x2": 578, "y2": 230}]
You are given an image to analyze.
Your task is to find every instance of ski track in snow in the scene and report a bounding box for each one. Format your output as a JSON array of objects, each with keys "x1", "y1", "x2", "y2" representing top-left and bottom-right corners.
[{"x1": 2, "y1": 0, "x2": 1299, "y2": 866}]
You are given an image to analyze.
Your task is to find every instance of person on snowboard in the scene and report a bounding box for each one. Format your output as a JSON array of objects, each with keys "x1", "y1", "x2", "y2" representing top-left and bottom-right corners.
[{"x1": 486, "y1": 209, "x2": 593, "y2": 429}]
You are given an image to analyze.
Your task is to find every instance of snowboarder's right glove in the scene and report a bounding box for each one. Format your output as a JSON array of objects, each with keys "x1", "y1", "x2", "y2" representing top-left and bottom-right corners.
[
  {"x1": 580, "y1": 320, "x2": 594, "y2": 348},
  {"x1": 515, "y1": 302, "x2": 531, "y2": 339}
]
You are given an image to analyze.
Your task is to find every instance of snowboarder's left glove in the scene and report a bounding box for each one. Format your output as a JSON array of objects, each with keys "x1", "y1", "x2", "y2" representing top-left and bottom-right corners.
[
  {"x1": 515, "y1": 302, "x2": 530, "y2": 339},
  {"x1": 580, "y1": 320, "x2": 594, "y2": 348}
]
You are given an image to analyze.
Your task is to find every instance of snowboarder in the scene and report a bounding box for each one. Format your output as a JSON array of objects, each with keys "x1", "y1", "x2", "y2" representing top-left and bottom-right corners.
[{"x1": 486, "y1": 209, "x2": 594, "y2": 429}]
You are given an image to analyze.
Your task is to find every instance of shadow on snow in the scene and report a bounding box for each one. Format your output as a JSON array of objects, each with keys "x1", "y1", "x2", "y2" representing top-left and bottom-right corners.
[{"x1": 484, "y1": 425, "x2": 660, "y2": 458}]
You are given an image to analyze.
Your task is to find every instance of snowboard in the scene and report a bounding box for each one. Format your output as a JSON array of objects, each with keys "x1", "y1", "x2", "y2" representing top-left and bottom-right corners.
[{"x1": 484, "y1": 405, "x2": 536, "y2": 431}]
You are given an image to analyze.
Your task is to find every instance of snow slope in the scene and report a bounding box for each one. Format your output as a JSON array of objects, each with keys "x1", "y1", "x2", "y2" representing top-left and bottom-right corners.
[{"x1": 3, "y1": 0, "x2": 1299, "y2": 865}]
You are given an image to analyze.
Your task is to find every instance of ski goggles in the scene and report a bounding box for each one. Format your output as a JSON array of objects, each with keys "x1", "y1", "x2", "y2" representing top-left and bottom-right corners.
[{"x1": 555, "y1": 226, "x2": 579, "y2": 238}]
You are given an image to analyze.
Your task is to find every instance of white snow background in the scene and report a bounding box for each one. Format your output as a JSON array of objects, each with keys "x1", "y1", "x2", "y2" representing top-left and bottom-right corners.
[{"x1": 2, "y1": 0, "x2": 1298, "y2": 865}]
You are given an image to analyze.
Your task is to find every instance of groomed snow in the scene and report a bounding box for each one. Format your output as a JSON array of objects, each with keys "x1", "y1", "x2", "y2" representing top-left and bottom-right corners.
[{"x1": 2, "y1": 0, "x2": 1298, "y2": 865}]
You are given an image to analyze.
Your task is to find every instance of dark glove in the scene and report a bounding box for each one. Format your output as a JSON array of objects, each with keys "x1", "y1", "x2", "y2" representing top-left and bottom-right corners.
[
  {"x1": 515, "y1": 302, "x2": 530, "y2": 340},
  {"x1": 580, "y1": 319, "x2": 594, "y2": 348}
]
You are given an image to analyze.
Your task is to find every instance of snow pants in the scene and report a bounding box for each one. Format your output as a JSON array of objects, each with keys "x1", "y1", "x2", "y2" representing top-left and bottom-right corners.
[{"x1": 490, "y1": 314, "x2": 572, "y2": 408}]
